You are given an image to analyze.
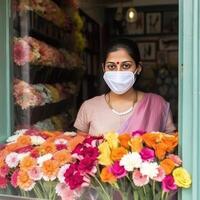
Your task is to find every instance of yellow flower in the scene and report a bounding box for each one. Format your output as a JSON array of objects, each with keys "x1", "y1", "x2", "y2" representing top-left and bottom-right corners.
[
  {"x1": 104, "y1": 132, "x2": 119, "y2": 149},
  {"x1": 173, "y1": 167, "x2": 192, "y2": 188},
  {"x1": 98, "y1": 142, "x2": 112, "y2": 166}
]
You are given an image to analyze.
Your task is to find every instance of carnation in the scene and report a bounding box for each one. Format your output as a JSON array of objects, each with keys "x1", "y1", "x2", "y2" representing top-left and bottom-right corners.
[
  {"x1": 140, "y1": 162, "x2": 159, "y2": 179},
  {"x1": 5, "y1": 152, "x2": 19, "y2": 168},
  {"x1": 120, "y1": 152, "x2": 142, "y2": 171}
]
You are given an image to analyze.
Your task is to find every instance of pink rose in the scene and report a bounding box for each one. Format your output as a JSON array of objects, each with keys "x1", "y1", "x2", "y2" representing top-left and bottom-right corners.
[
  {"x1": 162, "y1": 175, "x2": 177, "y2": 192},
  {"x1": 110, "y1": 161, "x2": 126, "y2": 178},
  {"x1": 140, "y1": 147, "x2": 155, "y2": 161},
  {"x1": 132, "y1": 169, "x2": 149, "y2": 186},
  {"x1": 167, "y1": 154, "x2": 182, "y2": 166}
]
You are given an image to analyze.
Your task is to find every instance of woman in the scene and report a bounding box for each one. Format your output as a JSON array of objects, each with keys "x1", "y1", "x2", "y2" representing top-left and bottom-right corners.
[{"x1": 74, "y1": 38, "x2": 176, "y2": 136}]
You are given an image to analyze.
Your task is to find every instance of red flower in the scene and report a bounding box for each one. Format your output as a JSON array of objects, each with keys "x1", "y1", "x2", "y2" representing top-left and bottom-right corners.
[
  {"x1": 16, "y1": 145, "x2": 33, "y2": 153},
  {"x1": 0, "y1": 176, "x2": 8, "y2": 189},
  {"x1": 11, "y1": 169, "x2": 19, "y2": 188},
  {"x1": 68, "y1": 172, "x2": 84, "y2": 190},
  {"x1": 78, "y1": 157, "x2": 96, "y2": 173},
  {"x1": 64, "y1": 163, "x2": 78, "y2": 182},
  {"x1": 0, "y1": 165, "x2": 9, "y2": 177}
]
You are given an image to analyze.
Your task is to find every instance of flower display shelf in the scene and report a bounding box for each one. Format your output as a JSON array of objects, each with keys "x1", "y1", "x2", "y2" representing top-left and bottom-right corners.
[
  {"x1": 14, "y1": 64, "x2": 84, "y2": 84},
  {"x1": 15, "y1": 98, "x2": 74, "y2": 125},
  {"x1": 16, "y1": 11, "x2": 71, "y2": 50}
]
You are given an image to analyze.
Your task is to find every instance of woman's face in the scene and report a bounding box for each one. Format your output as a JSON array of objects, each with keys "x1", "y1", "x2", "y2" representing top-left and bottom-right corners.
[{"x1": 103, "y1": 48, "x2": 141, "y2": 73}]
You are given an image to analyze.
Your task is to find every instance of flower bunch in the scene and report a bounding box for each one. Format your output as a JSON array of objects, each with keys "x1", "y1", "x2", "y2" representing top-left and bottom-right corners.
[
  {"x1": 18, "y1": 0, "x2": 68, "y2": 28},
  {"x1": 14, "y1": 79, "x2": 76, "y2": 109},
  {"x1": 96, "y1": 131, "x2": 191, "y2": 200},
  {"x1": 13, "y1": 36, "x2": 84, "y2": 68},
  {"x1": 0, "y1": 129, "x2": 87, "y2": 200}
]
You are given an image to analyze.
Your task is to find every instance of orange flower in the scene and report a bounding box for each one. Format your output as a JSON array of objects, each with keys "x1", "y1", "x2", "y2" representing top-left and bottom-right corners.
[
  {"x1": 129, "y1": 136, "x2": 143, "y2": 152},
  {"x1": 5, "y1": 143, "x2": 20, "y2": 152},
  {"x1": 118, "y1": 133, "x2": 131, "y2": 148},
  {"x1": 18, "y1": 170, "x2": 35, "y2": 190},
  {"x1": 20, "y1": 156, "x2": 37, "y2": 171},
  {"x1": 67, "y1": 135, "x2": 86, "y2": 152},
  {"x1": 162, "y1": 134, "x2": 178, "y2": 152},
  {"x1": 142, "y1": 133, "x2": 162, "y2": 148},
  {"x1": 40, "y1": 142, "x2": 56, "y2": 155},
  {"x1": 17, "y1": 135, "x2": 32, "y2": 146},
  {"x1": 53, "y1": 150, "x2": 72, "y2": 166},
  {"x1": 0, "y1": 149, "x2": 9, "y2": 167},
  {"x1": 111, "y1": 147, "x2": 128, "y2": 161},
  {"x1": 160, "y1": 158, "x2": 175, "y2": 175},
  {"x1": 100, "y1": 166, "x2": 116, "y2": 183},
  {"x1": 154, "y1": 143, "x2": 168, "y2": 160},
  {"x1": 42, "y1": 160, "x2": 59, "y2": 179}
]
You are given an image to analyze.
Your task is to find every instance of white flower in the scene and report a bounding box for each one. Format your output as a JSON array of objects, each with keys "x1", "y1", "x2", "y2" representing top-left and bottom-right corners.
[
  {"x1": 6, "y1": 129, "x2": 27, "y2": 143},
  {"x1": 120, "y1": 152, "x2": 142, "y2": 171},
  {"x1": 140, "y1": 162, "x2": 159, "y2": 179},
  {"x1": 54, "y1": 138, "x2": 68, "y2": 145},
  {"x1": 31, "y1": 136, "x2": 45, "y2": 145},
  {"x1": 28, "y1": 166, "x2": 43, "y2": 181},
  {"x1": 57, "y1": 164, "x2": 70, "y2": 183},
  {"x1": 37, "y1": 153, "x2": 53, "y2": 166},
  {"x1": 18, "y1": 152, "x2": 30, "y2": 161},
  {"x1": 64, "y1": 131, "x2": 77, "y2": 136},
  {"x1": 5, "y1": 152, "x2": 19, "y2": 168},
  {"x1": 43, "y1": 175, "x2": 56, "y2": 181}
]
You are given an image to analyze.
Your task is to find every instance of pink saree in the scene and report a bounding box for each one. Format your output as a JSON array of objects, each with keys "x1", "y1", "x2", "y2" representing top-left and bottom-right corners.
[{"x1": 117, "y1": 93, "x2": 170, "y2": 134}]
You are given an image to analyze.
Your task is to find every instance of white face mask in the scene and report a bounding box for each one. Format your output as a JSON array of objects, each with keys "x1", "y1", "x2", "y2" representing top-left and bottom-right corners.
[{"x1": 103, "y1": 71, "x2": 137, "y2": 94}]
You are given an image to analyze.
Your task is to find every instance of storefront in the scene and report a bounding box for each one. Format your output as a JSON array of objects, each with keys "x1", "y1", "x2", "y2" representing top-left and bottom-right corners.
[{"x1": 0, "y1": 0, "x2": 199, "y2": 199}]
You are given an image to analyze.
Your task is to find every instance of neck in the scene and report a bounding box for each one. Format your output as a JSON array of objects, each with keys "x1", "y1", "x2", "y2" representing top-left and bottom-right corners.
[{"x1": 109, "y1": 89, "x2": 136, "y2": 101}]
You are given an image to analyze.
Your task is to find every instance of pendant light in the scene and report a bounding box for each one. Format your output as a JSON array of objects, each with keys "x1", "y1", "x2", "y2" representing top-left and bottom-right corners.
[{"x1": 126, "y1": 0, "x2": 137, "y2": 23}]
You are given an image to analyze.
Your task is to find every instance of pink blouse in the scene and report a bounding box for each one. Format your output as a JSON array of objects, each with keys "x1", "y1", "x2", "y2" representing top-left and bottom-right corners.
[{"x1": 74, "y1": 93, "x2": 176, "y2": 136}]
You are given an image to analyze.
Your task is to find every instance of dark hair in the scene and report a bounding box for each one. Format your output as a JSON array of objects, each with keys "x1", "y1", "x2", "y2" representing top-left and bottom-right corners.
[{"x1": 102, "y1": 38, "x2": 141, "y2": 66}]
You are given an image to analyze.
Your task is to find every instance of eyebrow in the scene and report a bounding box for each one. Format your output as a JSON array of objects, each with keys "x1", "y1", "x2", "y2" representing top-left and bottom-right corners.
[{"x1": 105, "y1": 61, "x2": 134, "y2": 64}]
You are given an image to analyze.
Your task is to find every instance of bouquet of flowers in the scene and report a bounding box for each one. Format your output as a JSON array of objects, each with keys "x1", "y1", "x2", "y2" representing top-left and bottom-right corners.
[
  {"x1": 18, "y1": 0, "x2": 68, "y2": 28},
  {"x1": 0, "y1": 130, "x2": 192, "y2": 200},
  {"x1": 13, "y1": 79, "x2": 76, "y2": 109},
  {"x1": 13, "y1": 36, "x2": 84, "y2": 69}
]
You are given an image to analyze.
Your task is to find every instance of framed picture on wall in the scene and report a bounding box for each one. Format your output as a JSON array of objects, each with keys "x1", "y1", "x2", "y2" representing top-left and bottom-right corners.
[
  {"x1": 157, "y1": 51, "x2": 168, "y2": 66},
  {"x1": 125, "y1": 12, "x2": 145, "y2": 35},
  {"x1": 137, "y1": 41, "x2": 157, "y2": 61},
  {"x1": 163, "y1": 11, "x2": 178, "y2": 33},
  {"x1": 146, "y1": 12, "x2": 161, "y2": 34}
]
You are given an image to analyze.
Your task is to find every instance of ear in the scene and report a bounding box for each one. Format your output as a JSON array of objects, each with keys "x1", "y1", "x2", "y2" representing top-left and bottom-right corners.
[
  {"x1": 137, "y1": 62, "x2": 143, "y2": 75},
  {"x1": 102, "y1": 63, "x2": 105, "y2": 73}
]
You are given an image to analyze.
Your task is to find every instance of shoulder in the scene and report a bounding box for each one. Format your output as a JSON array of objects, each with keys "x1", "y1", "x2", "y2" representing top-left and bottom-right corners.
[
  {"x1": 143, "y1": 92, "x2": 169, "y2": 107},
  {"x1": 82, "y1": 95, "x2": 105, "y2": 108}
]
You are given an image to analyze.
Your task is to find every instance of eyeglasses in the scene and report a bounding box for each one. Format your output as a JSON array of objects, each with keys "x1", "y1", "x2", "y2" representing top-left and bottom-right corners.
[{"x1": 104, "y1": 61, "x2": 136, "y2": 71}]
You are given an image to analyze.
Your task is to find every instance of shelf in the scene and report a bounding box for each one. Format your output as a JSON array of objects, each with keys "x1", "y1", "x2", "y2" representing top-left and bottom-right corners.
[
  {"x1": 14, "y1": 64, "x2": 84, "y2": 84},
  {"x1": 15, "y1": 98, "x2": 74, "y2": 125},
  {"x1": 16, "y1": 11, "x2": 71, "y2": 50}
]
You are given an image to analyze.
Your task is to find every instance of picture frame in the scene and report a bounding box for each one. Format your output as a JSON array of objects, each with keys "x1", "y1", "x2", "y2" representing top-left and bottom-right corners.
[
  {"x1": 137, "y1": 41, "x2": 157, "y2": 61},
  {"x1": 125, "y1": 12, "x2": 145, "y2": 35},
  {"x1": 159, "y1": 37, "x2": 178, "y2": 50},
  {"x1": 146, "y1": 12, "x2": 161, "y2": 34},
  {"x1": 163, "y1": 11, "x2": 178, "y2": 33},
  {"x1": 157, "y1": 51, "x2": 168, "y2": 66}
]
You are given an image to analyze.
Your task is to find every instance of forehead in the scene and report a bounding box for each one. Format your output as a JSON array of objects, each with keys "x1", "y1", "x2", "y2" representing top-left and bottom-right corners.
[{"x1": 106, "y1": 48, "x2": 134, "y2": 62}]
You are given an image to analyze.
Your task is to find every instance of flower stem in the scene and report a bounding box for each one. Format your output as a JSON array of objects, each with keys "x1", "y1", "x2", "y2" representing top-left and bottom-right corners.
[
  {"x1": 161, "y1": 191, "x2": 165, "y2": 200},
  {"x1": 93, "y1": 176, "x2": 111, "y2": 200},
  {"x1": 152, "y1": 181, "x2": 156, "y2": 199}
]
